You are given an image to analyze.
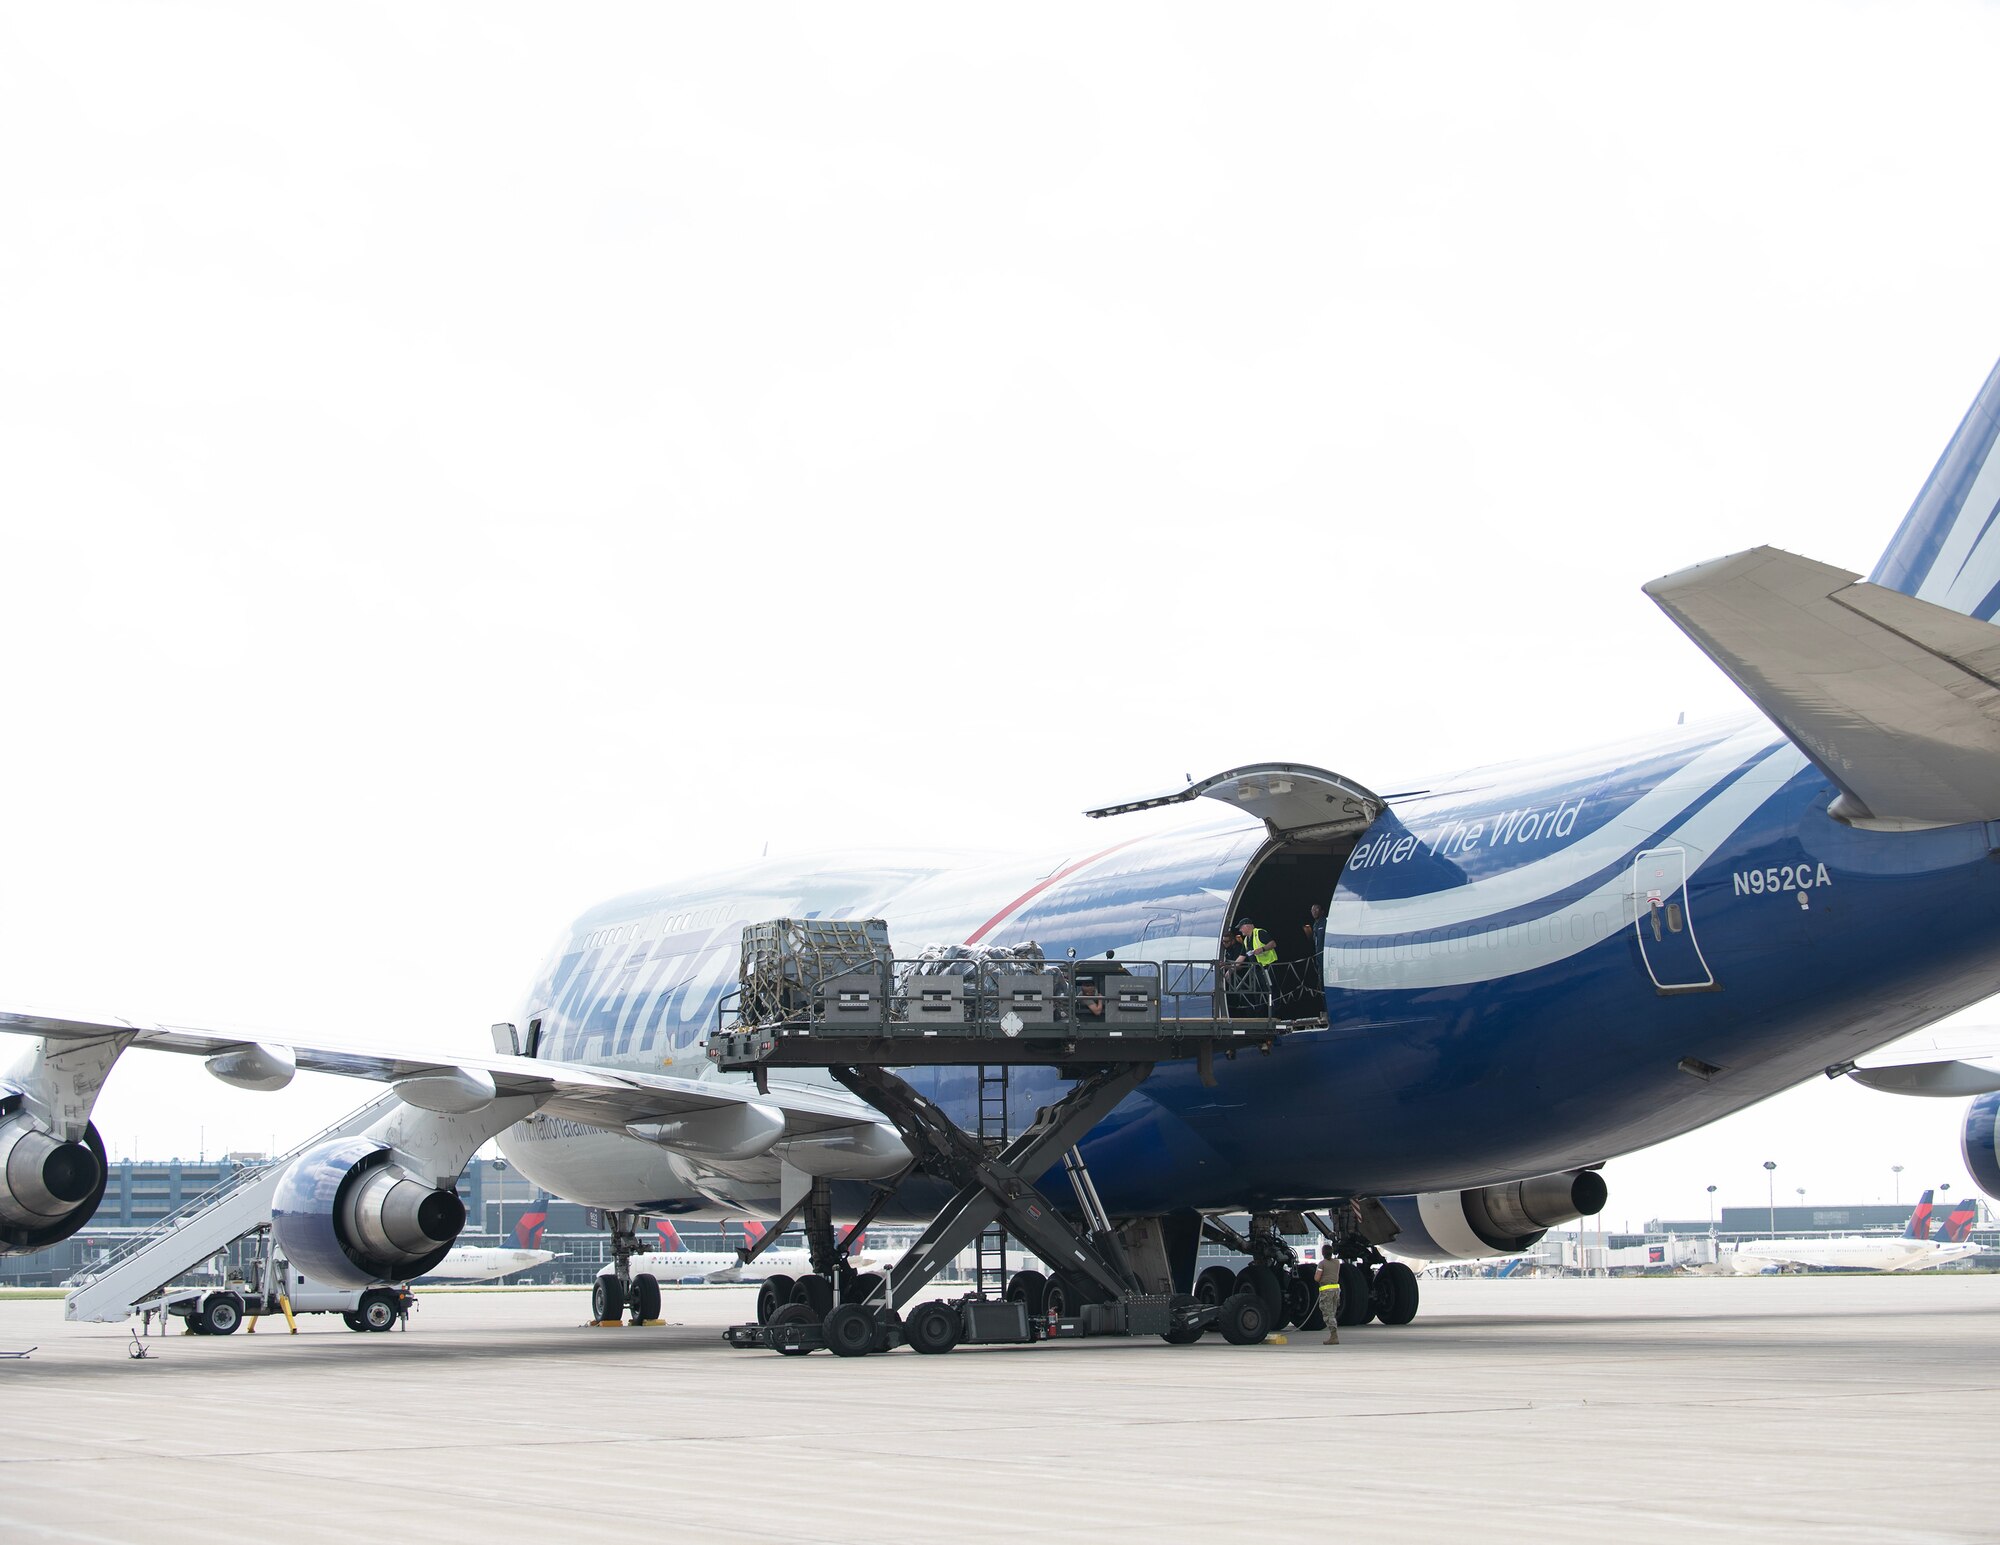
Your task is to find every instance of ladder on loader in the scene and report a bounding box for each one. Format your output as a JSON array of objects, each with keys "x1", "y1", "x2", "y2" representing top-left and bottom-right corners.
[{"x1": 63, "y1": 1092, "x2": 400, "y2": 1323}]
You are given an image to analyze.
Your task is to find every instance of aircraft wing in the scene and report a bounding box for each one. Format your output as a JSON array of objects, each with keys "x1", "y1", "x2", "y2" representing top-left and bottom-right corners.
[
  {"x1": 1644, "y1": 546, "x2": 2000, "y2": 825},
  {"x1": 0, "y1": 1006, "x2": 885, "y2": 1137}
]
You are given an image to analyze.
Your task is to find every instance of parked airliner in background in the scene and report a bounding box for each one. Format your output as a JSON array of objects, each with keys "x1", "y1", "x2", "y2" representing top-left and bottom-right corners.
[
  {"x1": 613, "y1": 1220, "x2": 870, "y2": 1284},
  {"x1": 1724, "y1": 1190, "x2": 1983, "y2": 1274},
  {"x1": 416, "y1": 1246, "x2": 558, "y2": 1283},
  {"x1": 11, "y1": 355, "x2": 2000, "y2": 1334}
]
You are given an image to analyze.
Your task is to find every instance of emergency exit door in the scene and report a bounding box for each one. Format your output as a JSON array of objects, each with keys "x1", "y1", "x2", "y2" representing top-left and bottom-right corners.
[{"x1": 1631, "y1": 847, "x2": 1717, "y2": 993}]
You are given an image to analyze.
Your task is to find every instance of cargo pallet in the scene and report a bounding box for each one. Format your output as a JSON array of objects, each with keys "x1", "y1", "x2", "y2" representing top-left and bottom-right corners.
[{"x1": 709, "y1": 924, "x2": 1297, "y2": 1357}]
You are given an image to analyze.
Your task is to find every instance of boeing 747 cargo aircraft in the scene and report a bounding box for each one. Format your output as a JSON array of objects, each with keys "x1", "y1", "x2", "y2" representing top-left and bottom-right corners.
[{"x1": 12, "y1": 357, "x2": 2000, "y2": 1335}]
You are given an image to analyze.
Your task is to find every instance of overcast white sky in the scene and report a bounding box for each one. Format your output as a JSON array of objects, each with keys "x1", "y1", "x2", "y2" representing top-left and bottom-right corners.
[{"x1": 5, "y1": 3, "x2": 2000, "y2": 1226}]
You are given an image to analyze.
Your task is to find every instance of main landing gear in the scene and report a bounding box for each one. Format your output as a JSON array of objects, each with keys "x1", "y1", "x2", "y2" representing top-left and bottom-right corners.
[{"x1": 1197, "y1": 1209, "x2": 1421, "y2": 1332}]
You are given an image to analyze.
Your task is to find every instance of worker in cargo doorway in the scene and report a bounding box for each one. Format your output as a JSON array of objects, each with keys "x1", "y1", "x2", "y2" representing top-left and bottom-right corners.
[
  {"x1": 1301, "y1": 902, "x2": 1327, "y2": 999},
  {"x1": 1233, "y1": 918, "x2": 1279, "y2": 1012}
]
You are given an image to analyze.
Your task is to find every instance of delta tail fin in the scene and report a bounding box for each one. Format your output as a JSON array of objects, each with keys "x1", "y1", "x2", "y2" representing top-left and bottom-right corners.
[{"x1": 1904, "y1": 1190, "x2": 1937, "y2": 1241}]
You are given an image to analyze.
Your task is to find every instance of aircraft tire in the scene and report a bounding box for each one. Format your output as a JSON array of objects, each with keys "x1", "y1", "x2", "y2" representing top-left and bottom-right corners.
[
  {"x1": 592, "y1": 1275, "x2": 627, "y2": 1323},
  {"x1": 1043, "y1": 1275, "x2": 1075, "y2": 1320},
  {"x1": 1292, "y1": 1266, "x2": 1326, "y2": 1331},
  {"x1": 200, "y1": 1293, "x2": 244, "y2": 1335},
  {"x1": 1218, "y1": 1291, "x2": 1271, "y2": 1346},
  {"x1": 907, "y1": 1300, "x2": 961, "y2": 1355},
  {"x1": 1282, "y1": 1268, "x2": 1316, "y2": 1327},
  {"x1": 630, "y1": 1273, "x2": 662, "y2": 1323},
  {"x1": 359, "y1": 1290, "x2": 400, "y2": 1331},
  {"x1": 847, "y1": 1271, "x2": 887, "y2": 1308},
  {"x1": 823, "y1": 1302, "x2": 876, "y2": 1358},
  {"x1": 1336, "y1": 1261, "x2": 1373, "y2": 1326},
  {"x1": 792, "y1": 1274, "x2": 833, "y2": 1318},
  {"x1": 757, "y1": 1275, "x2": 795, "y2": 1325},
  {"x1": 1238, "y1": 1263, "x2": 1286, "y2": 1327},
  {"x1": 1193, "y1": 1266, "x2": 1236, "y2": 1329},
  {"x1": 769, "y1": 1301, "x2": 817, "y2": 1354},
  {"x1": 1004, "y1": 1269, "x2": 1048, "y2": 1317},
  {"x1": 1373, "y1": 1261, "x2": 1419, "y2": 1325}
]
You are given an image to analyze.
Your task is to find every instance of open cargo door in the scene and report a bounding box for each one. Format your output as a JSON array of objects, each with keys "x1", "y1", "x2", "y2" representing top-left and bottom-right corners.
[{"x1": 1086, "y1": 762, "x2": 1384, "y2": 841}]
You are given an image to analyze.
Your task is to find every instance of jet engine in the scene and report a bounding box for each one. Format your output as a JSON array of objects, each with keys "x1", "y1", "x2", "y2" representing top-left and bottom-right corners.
[
  {"x1": 272, "y1": 1137, "x2": 466, "y2": 1288},
  {"x1": 1380, "y1": 1169, "x2": 1608, "y2": 1260},
  {"x1": 1963, "y1": 1091, "x2": 2000, "y2": 1201},
  {"x1": 0, "y1": 1094, "x2": 108, "y2": 1253}
]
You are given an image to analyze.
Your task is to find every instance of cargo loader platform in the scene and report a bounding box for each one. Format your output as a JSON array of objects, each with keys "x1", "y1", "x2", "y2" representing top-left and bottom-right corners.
[{"x1": 707, "y1": 922, "x2": 1295, "y2": 1356}]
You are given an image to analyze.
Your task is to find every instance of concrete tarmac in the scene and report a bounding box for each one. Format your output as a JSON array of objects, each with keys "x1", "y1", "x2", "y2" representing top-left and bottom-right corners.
[{"x1": 1, "y1": 1274, "x2": 1995, "y2": 1544}]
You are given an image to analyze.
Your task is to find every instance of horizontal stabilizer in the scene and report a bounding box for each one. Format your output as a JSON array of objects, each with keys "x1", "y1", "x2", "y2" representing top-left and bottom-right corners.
[
  {"x1": 1846, "y1": 1059, "x2": 2000, "y2": 1097},
  {"x1": 1645, "y1": 546, "x2": 2000, "y2": 825}
]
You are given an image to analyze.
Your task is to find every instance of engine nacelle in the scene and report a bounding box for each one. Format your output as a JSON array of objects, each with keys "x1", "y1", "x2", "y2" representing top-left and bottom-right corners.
[
  {"x1": 272, "y1": 1138, "x2": 466, "y2": 1288},
  {"x1": 1963, "y1": 1091, "x2": 2000, "y2": 1201},
  {"x1": 1381, "y1": 1169, "x2": 1608, "y2": 1260},
  {"x1": 0, "y1": 1096, "x2": 108, "y2": 1253}
]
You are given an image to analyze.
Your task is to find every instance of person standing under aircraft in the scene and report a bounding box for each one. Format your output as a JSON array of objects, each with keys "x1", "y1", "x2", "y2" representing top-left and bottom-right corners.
[{"x1": 1317, "y1": 1249, "x2": 1341, "y2": 1344}]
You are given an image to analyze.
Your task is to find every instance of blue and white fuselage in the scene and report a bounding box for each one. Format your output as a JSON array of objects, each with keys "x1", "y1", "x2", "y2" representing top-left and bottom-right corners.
[
  {"x1": 500, "y1": 355, "x2": 2000, "y2": 1231},
  {"x1": 496, "y1": 711, "x2": 2000, "y2": 1220}
]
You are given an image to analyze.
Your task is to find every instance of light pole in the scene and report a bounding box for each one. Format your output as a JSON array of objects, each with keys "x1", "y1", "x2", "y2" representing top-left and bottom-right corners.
[
  {"x1": 1763, "y1": 1161, "x2": 1777, "y2": 1237},
  {"x1": 1892, "y1": 1164, "x2": 1904, "y2": 1205},
  {"x1": 1706, "y1": 1184, "x2": 1717, "y2": 1229}
]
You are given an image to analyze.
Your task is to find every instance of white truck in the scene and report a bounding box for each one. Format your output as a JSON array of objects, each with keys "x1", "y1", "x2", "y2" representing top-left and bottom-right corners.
[{"x1": 136, "y1": 1238, "x2": 416, "y2": 1335}]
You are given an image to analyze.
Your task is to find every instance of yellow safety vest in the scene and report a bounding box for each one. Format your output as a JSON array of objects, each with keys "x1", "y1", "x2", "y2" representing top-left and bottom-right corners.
[{"x1": 1246, "y1": 928, "x2": 1279, "y2": 968}]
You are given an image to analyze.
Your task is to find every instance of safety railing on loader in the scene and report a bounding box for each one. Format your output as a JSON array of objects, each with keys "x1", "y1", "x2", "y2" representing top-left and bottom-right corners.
[{"x1": 707, "y1": 920, "x2": 1289, "y2": 1074}]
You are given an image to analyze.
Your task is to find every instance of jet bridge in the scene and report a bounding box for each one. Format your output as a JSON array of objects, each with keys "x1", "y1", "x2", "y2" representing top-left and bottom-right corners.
[{"x1": 707, "y1": 920, "x2": 1297, "y2": 1356}]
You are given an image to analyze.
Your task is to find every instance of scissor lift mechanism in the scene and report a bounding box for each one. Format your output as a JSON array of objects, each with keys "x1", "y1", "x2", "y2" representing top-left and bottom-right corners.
[{"x1": 708, "y1": 948, "x2": 1292, "y2": 1356}]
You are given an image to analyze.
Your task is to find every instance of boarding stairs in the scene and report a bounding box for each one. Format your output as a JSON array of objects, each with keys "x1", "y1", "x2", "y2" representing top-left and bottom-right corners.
[{"x1": 63, "y1": 1092, "x2": 399, "y2": 1322}]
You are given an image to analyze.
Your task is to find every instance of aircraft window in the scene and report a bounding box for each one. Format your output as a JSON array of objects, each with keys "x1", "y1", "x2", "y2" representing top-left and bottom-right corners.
[{"x1": 1666, "y1": 903, "x2": 1684, "y2": 934}]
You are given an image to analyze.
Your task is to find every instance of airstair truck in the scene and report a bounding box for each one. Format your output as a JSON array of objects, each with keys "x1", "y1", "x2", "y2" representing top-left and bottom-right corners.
[{"x1": 136, "y1": 1232, "x2": 415, "y2": 1334}]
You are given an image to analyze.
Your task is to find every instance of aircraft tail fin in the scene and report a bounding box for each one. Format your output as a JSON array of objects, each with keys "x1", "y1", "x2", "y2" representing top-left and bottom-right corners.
[
  {"x1": 1644, "y1": 547, "x2": 2000, "y2": 825},
  {"x1": 513, "y1": 1193, "x2": 551, "y2": 1250},
  {"x1": 1940, "y1": 1196, "x2": 1980, "y2": 1243},
  {"x1": 1872, "y1": 357, "x2": 2000, "y2": 621},
  {"x1": 1904, "y1": 1190, "x2": 1937, "y2": 1241},
  {"x1": 656, "y1": 1220, "x2": 684, "y2": 1253}
]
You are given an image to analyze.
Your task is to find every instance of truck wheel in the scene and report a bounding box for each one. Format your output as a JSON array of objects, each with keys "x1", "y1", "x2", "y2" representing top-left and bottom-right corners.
[
  {"x1": 769, "y1": 1301, "x2": 817, "y2": 1355},
  {"x1": 342, "y1": 1311, "x2": 367, "y2": 1332},
  {"x1": 823, "y1": 1302, "x2": 876, "y2": 1357},
  {"x1": 200, "y1": 1294, "x2": 244, "y2": 1335},
  {"x1": 906, "y1": 1300, "x2": 961, "y2": 1355},
  {"x1": 592, "y1": 1275, "x2": 627, "y2": 1323},
  {"x1": 757, "y1": 1274, "x2": 796, "y2": 1324},
  {"x1": 1160, "y1": 1294, "x2": 1205, "y2": 1345},
  {"x1": 1218, "y1": 1291, "x2": 1271, "y2": 1345},
  {"x1": 359, "y1": 1290, "x2": 400, "y2": 1332},
  {"x1": 630, "y1": 1273, "x2": 662, "y2": 1323}
]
